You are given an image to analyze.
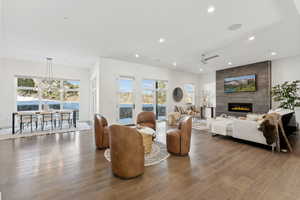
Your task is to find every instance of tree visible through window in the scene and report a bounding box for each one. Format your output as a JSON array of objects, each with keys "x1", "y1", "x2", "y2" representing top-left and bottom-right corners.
[
  {"x1": 142, "y1": 80, "x2": 167, "y2": 120},
  {"x1": 184, "y1": 84, "x2": 195, "y2": 104},
  {"x1": 16, "y1": 77, "x2": 80, "y2": 115}
]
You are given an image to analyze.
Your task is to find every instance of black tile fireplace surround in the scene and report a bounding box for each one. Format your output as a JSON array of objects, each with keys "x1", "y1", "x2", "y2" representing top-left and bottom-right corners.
[{"x1": 228, "y1": 103, "x2": 253, "y2": 113}]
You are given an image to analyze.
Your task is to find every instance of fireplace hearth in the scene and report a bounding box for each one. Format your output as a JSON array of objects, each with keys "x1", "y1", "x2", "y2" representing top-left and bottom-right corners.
[{"x1": 228, "y1": 103, "x2": 253, "y2": 113}]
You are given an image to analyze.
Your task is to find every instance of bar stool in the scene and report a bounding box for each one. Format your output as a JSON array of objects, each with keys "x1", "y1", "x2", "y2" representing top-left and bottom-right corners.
[
  {"x1": 40, "y1": 111, "x2": 54, "y2": 131},
  {"x1": 59, "y1": 111, "x2": 72, "y2": 129},
  {"x1": 18, "y1": 112, "x2": 38, "y2": 133}
]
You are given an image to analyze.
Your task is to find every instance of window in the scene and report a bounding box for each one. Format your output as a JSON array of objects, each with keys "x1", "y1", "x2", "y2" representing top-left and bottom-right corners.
[
  {"x1": 142, "y1": 80, "x2": 167, "y2": 120},
  {"x1": 63, "y1": 80, "x2": 80, "y2": 111},
  {"x1": 156, "y1": 81, "x2": 167, "y2": 120},
  {"x1": 184, "y1": 84, "x2": 195, "y2": 104},
  {"x1": 41, "y1": 80, "x2": 61, "y2": 110},
  {"x1": 16, "y1": 77, "x2": 80, "y2": 116},
  {"x1": 142, "y1": 80, "x2": 155, "y2": 112},
  {"x1": 118, "y1": 77, "x2": 135, "y2": 124},
  {"x1": 17, "y1": 78, "x2": 39, "y2": 111}
]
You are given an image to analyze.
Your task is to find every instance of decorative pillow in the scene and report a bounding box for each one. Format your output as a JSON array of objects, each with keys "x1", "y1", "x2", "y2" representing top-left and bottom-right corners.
[{"x1": 190, "y1": 105, "x2": 196, "y2": 112}]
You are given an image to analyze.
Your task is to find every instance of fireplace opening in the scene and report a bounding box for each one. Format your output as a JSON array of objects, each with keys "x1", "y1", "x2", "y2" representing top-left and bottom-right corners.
[{"x1": 228, "y1": 103, "x2": 253, "y2": 113}]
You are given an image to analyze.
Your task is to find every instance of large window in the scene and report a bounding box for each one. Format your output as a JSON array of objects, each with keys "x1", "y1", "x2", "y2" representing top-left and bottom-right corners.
[
  {"x1": 118, "y1": 77, "x2": 135, "y2": 124},
  {"x1": 142, "y1": 80, "x2": 155, "y2": 112},
  {"x1": 16, "y1": 77, "x2": 80, "y2": 114},
  {"x1": 156, "y1": 81, "x2": 167, "y2": 120},
  {"x1": 142, "y1": 80, "x2": 167, "y2": 120},
  {"x1": 184, "y1": 84, "x2": 195, "y2": 104},
  {"x1": 17, "y1": 78, "x2": 40, "y2": 111}
]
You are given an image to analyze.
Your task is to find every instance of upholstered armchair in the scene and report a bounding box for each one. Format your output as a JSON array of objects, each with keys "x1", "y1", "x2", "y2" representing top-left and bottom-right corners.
[
  {"x1": 109, "y1": 125, "x2": 144, "y2": 179},
  {"x1": 94, "y1": 114, "x2": 109, "y2": 149},
  {"x1": 137, "y1": 111, "x2": 156, "y2": 130},
  {"x1": 166, "y1": 116, "x2": 192, "y2": 156}
]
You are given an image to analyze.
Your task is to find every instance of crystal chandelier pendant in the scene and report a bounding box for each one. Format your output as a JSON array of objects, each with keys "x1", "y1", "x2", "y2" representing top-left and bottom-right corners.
[{"x1": 40, "y1": 57, "x2": 54, "y2": 91}]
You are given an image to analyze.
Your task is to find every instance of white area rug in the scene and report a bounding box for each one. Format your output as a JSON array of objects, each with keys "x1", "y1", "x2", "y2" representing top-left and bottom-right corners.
[
  {"x1": 104, "y1": 141, "x2": 170, "y2": 166},
  {"x1": 0, "y1": 122, "x2": 91, "y2": 140}
]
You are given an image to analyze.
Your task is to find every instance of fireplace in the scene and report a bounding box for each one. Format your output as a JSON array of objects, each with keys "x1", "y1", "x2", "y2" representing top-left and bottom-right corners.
[{"x1": 228, "y1": 103, "x2": 253, "y2": 113}]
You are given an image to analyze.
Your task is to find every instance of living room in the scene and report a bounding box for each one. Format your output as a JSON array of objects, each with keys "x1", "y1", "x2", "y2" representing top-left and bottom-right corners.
[{"x1": 1, "y1": 0, "x2": 300, "y2": 199}]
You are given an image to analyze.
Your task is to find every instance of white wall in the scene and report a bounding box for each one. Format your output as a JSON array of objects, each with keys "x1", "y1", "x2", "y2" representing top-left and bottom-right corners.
[
  {"x1": 272, "y1": 55, "x2": 300, "y2": 123},
  {"x1": 89, "y1": 61, "x2": 101, "y2": 116},
  {"x1": 272, "y1": 55, "x2": 300, "y2": 85},
  {"x1": 0, "y1": 58, "x2": 90, "y2": 127},
  {"x1": 96, "y1": 58, "x2": 201, "y2": 124},
  {"x1": 199, "y1": 71, "x2": 216, "y2": 107}
]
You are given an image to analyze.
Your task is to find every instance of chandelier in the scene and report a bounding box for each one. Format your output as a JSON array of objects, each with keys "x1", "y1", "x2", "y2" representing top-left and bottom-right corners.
[{"x1": 40, "y1": 57, "x2": 54, "y2": 92}]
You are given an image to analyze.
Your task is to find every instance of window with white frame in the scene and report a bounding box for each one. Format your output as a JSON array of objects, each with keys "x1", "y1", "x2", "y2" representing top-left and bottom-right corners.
[
  {"x1": 184, "y1": 84, "x2": 195, "y2": 104},
  {"x1": 16, "y1": 77, "x2": 80, "y2": 114},
  {"x1": 142, "y1": 80, "x2": 155, "y2": 112},
  {"x1": 141, "y1": 80, "x2": 168, "y2": 120}
]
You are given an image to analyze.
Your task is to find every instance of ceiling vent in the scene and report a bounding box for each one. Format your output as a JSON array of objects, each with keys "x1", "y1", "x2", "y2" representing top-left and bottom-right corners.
[
  {"x1": 228, "y1": 24, "x2": 242, "y2": 31},
  {"x1": 201, "y1": 54, "x2": 219, "y2": 64}
]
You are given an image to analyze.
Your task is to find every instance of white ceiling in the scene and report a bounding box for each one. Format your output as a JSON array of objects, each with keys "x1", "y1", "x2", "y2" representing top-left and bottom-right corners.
[{"x1": 1, "y1": 0, "x2": 300, "y2": 73}]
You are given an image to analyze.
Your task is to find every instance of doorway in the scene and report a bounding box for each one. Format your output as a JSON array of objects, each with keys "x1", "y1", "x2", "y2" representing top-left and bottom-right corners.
[
  {"x1": 142, "y1": 79, "x2": 167, "y2": 120},
  {"x1": 117, "y1": 76, "x2": 135, "y2": 124}
]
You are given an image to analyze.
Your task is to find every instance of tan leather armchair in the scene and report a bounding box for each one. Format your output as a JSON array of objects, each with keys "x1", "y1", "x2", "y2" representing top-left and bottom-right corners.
[
  {"x1": 109, "y1": 125, "x2": 144, "y2": 179},
  {"x1": 137, "y1": 111, "x2": 156, "y2": 130},
  {"x1": 94, "y1": 114, "x2": 109, "y2": 149},
  {"x1": 166, "y1": 116, "x2": 192, "y2": 156}
]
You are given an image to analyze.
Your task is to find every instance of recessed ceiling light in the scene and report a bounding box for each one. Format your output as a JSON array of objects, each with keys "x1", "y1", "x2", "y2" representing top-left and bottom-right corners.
[
  {"x1": 135, "y1": 54, "x2": 140, "y2": 58},
  {"x1": 199, "y1": 68, "x2": 203, "y2": 72},
  {"x1": 159, "y1": 38, "x2": 165, "y2": 43},
  {"x1": 271, "y1": 52, "x2": 277, "y2": 56},
  {"x1": 228, "y1": 62, "x2": 232, "y2": 66},
  {"x1": 248, "y1": 36, "x2": 255, "y2": 41},
  {"x1": 207, "y1": 6, "x2": 215, "y2": 13},
  {"x1": 173, "y1": 62, "x2": 177, "y2": 66}
]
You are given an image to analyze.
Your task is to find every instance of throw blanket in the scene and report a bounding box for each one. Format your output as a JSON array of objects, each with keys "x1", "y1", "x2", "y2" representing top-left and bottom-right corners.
[{"x1": 258, "y1": 113, "x2": 280, "y2": 145}]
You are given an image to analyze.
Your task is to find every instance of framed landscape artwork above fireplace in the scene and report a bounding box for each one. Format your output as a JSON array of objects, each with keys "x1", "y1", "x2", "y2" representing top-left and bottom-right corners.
[{"x1": 224, "y1": 74, "x2": 256, "y2": 93}]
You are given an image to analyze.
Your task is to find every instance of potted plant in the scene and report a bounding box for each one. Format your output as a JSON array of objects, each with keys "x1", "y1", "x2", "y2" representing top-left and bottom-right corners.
[{"x1": 272, "y1": 80, "x2": 300, "y2": 110}]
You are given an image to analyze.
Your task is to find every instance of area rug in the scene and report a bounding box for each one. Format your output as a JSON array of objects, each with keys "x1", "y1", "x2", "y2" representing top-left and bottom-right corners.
[
  {"x1": 104, "y1": 141, "x2": 170, "y2": 166},
  {"x1": 192, "y1": 120, "x2": 209, "y2": 131},
  {"x1": 0, "y1": 122, "x2": 91, "y2": 140}
]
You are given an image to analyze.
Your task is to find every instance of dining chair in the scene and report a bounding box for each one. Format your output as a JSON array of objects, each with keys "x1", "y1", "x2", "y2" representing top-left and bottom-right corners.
[
  {"x1": 59, "y1": 111, "x2": 72, "y2": 129},
  {"x1": 40, "y1": 111, "x2": 54, "y2": 131},
  {"x1": 18, "y1": 112, "x2": 38, "y2": 133}
]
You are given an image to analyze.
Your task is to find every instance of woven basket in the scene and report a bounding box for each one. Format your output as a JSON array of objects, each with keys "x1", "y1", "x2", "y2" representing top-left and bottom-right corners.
[{"x1": 141, "y1": 133, "x2": 153, "y2": 154}]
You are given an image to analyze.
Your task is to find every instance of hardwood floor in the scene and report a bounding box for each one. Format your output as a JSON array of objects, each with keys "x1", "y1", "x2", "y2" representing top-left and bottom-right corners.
[{"x1": 1, "y1": 124, "x2": 300, "y2": 200}]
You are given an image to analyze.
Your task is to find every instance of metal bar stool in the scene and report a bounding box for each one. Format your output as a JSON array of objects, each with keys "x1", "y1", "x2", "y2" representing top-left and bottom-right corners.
[
  {"x1": 18, "y1": 112, "x2": 38, "y2": 133},
  {"x1": 40, "y1": 111, "x2": 54, "y2": 131},
  {"x1": 59, "y1": 111, "x2": 72, "y2": 129}
]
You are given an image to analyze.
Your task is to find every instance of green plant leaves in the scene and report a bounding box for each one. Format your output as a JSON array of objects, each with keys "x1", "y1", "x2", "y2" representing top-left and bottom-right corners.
[{"x1": 272, "y1": 80, "x2": 300, "y2": 110}]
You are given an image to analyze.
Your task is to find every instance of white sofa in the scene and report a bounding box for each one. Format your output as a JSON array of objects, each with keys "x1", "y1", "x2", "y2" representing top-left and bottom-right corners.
[
  {"x1": 209, "y1": 117, "x2": 271, "y2": 147},
  {"x1": 232, "y1": 119, "x2": 268, "y2": 145}
]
